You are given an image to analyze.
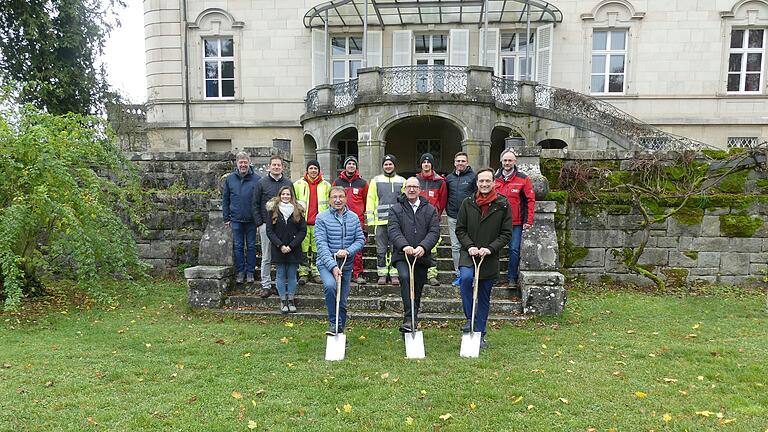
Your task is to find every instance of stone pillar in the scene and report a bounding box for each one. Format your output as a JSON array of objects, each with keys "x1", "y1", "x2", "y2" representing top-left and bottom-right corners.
[
  {"x1": 356, "y1": 67, "x2": 381, "y2": 97},
  {"x1": 467, "y1": 66, "x2": 493, "y2": 93},
  {"x1": 316, "y1": 145, "x2": 338, "y2": 178},
  {"x1": 316, "y1": 85, "x2": 333, "y2": 111},
  {"x1": 519, "y1": 80, "x2": 536, "y2": 112},
  {"x1": 462, "y1": 139, "x2": 491, "y2": 169},
  {"x1": 358, "y1": 138, "x2": 384, "y2": 181}
]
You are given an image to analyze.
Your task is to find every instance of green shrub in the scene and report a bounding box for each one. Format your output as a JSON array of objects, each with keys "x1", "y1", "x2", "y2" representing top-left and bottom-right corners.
[{"x1": 0, "y1": 101, "x2": 148, "y2": 309}]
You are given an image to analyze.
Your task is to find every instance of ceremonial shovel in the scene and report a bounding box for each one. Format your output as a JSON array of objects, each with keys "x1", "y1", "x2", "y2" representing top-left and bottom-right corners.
[
  {"x1": 404, "y1": 253, "x2": 425, "y2": 359},
  {"x1": 325, "y1": 255, "x2": 348, "y2": 361},
  {"x1": 460, "y1": 255, "x2": 484, "y2": 358}
]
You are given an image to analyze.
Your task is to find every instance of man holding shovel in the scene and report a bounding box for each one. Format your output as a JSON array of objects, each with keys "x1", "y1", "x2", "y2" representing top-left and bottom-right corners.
[
  {"x1": 315, "y1": 186, "x2": 366, "y2": 336},
  {"x1": 387, "y1": 177, "x2": 441, "y2": 333},
  {"x1": 455, "y1": 168, "x2": 513, "y2": 349}
]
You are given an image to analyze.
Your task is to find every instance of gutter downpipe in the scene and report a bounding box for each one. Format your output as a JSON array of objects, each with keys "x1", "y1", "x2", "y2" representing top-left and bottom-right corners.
[
  {"x1": 526, "y1": 2, "x2": 531, "y2": 80},
  {"x1": 182, "y1": 0, "x2": 192, "y2": 151},
  {"x1": 363, "y1": 0, "x2": 368, "y2": 67},
  {"x1": 325, "y1": 10, "x2": 329, "y2": 84},
  {"x1": 481, "y1": 0, "x2": 488, "y2": 66}
]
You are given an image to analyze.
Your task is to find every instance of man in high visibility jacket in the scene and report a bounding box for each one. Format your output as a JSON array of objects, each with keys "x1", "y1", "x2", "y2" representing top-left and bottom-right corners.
[
  {"x1": 293, "y1": 159, "x2": 331, "y2": 285},
  {"x1": 366, "y1": 154, "x2": 405, "y2": 286},
  {"x1": 417, "y1": 153, "x2": 448, "y2": 286}
]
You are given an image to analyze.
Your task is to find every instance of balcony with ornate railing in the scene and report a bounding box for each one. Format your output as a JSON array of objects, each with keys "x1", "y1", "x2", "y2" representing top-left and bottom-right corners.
[{"x1": 303, "y1": 65, "x2": 707, "y2": 151}]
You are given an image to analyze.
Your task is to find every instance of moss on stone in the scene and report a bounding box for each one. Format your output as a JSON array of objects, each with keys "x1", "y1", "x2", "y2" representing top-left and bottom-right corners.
[
  {"x1": 683, "y1": 251, "x2": 699, "y2": 261},
  {"x1": 599, "y1": 274, "x2": 613, "y2": 285},
  {"x1": 662, "y1": 268, "x2": 689, "y2": 287},
  {"x1": 606, "y1": 204, "x2": 632, "y2": 215},
  {"x1": 719, "y1": 213, "x2": 764, "y2": 237},
  {"x1": 671, "y1": 206, "x2": 704, "y2": 226},
  {"x1": 545, "y1": 191, "x2": 568, "y2": 205},
  {"x1": 701, "y1": 149, "x2": 729, "y2": 160},
  {"x1": 540, "y1": 158, "x2": 562, "y2": 189},
  {"x1": 715, "y1": 170, "x2": 749, "y2": 194},
  {"x1": 605, "y1": 171, "x2": 632, "y2": 188},
  {"x1": 757, "y1": 178, "x2": 768, "y2": 193},
  {"x1": 691, "y1": 194, "x2": 756, "y2": 209},
  {"x1": 563, "y1": 245, "x2": 589, "y2": 268},
  {"x1": 579, "y1": 204, "x2": 602, "y2": 217}
]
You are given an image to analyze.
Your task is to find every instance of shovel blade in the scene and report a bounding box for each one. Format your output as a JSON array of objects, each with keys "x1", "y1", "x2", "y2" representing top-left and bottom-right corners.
[
  {"x1": 325, "y1": 334, "x2": 346, "y2": 361},
  {"x1": 404, "y1": 331, "x2": 425, "y2": 359},
  {"x1": 460, "y1": 332, "x2": 482, "y2": 358}
]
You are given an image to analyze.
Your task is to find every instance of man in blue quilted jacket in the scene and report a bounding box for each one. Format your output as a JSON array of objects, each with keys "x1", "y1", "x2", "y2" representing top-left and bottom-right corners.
[
  {"x1": 222, "y1": 152, "x2": 259, "y2": 284},
  {"x1": 315, "y1": 186, "x2": 366, "y2": 335}
]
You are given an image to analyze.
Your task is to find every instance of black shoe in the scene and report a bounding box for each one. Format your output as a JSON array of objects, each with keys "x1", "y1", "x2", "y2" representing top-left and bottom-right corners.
[
  {"x1": 246, "y1": 273, "x2": 255, "y2": 283},
  {"x1": 480, "y1": 338, "x2": 489, "y2": 349},
  {"x1": 461, "y1": 320, "x2": 471, "y2": 333},
  {"x1": 280, "y1": 300, "x2": 289, "y2": 314},
  {"x1": 399, "y1": 319, "x2": 413, "y2": 333},
  {"x1": 258, "y1": 289, "x2": 271, "y2": 298},
  {"x1": 287, "y1": 299, "x2": 296, "y2": 313},
  {"x1": 235, "y1": 273, "x2": 245, "y2": 284},
  {"x1": 325, "y1": 324, "x2": 336, "y2": 336}
]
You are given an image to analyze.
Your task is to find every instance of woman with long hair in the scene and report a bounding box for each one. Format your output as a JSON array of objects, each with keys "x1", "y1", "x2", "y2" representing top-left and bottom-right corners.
[{"x1": 265, "y1": 186, "x2": 307, "y2": 313}]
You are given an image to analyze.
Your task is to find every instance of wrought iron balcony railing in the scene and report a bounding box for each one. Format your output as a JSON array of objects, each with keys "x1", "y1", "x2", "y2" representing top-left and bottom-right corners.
[{"x1": 381, "y1": 66, "x2": 468, "y2": 95}]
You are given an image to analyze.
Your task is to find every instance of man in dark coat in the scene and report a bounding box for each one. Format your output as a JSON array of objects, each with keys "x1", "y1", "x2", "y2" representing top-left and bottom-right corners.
[
  {"x1": 456, "y1": 168, "x2": 513, "y2": 349},
  {"x1": 445, "y1": 151, "x2": 477, "y2": 287},
  {"x1": 387, "y1": 177, "x2": 440, "y2": 332},
  {"x1": 253, "y1": 155, "x2": 293, "y2": 298},
  {"x1": 222, "y1": 152, "x2": 259, "y2": 284}
]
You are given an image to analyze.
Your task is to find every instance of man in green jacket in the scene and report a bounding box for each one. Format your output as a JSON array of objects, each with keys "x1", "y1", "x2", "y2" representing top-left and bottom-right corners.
[{"x1": 455, "y1": 168, "x2": 513, "y2": 349}]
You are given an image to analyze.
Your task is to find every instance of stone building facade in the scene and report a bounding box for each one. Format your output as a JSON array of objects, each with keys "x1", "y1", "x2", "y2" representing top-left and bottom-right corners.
[{"x1": 145, "y1": 0, "x2": 768, "y2": 177}]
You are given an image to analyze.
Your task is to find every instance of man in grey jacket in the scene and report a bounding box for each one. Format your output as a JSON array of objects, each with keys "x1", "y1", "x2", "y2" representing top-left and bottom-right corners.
[{"x1": 253, "y1": 155, "x2": 292, "y2": 298}]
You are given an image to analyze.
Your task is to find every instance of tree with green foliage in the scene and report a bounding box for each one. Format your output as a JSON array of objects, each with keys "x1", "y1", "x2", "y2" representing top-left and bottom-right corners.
[
  {"x1": 0, "y1": 95, "x2": 147, "y2": 310},
  {"x1": 0, "y1": 0, "x2": 124, "y2": 114}
]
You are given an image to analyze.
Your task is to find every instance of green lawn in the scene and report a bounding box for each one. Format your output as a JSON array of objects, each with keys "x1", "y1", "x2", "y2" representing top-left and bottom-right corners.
[{"x1": 2, "y1": 281, "x2": 767, "y2": 431}]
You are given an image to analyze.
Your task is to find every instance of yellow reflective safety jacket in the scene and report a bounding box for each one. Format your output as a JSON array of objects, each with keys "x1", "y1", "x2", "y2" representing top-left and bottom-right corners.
[
  {"x1": 365, "y1": 173, "x2": 406, "y2": 226},
  {"x1": 294, "y1": 175, "x2": 331, "y2": 225}
]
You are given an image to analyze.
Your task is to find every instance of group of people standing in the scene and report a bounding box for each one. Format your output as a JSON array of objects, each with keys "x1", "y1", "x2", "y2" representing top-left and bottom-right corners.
[{"x1": 221, "y1": 148, "x2": 534, "y2": 346}]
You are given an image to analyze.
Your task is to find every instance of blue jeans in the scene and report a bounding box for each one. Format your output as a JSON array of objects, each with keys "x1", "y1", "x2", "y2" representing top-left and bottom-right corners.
[
  {"x1": 459, "y1": 266, "x2": 496, "y2": 334},
  {"x1": 507, "y1": 224, "x2": 523, "y2": 282},
  {"x1": 275, "y1": 262, "x2": 298, "y2": 299},
  {"x1": 319, "y1": 261, "x2": 353, "y2": 331},
  {"x1": 231, "y1": 222, "x2": 256, "y2": 275}
]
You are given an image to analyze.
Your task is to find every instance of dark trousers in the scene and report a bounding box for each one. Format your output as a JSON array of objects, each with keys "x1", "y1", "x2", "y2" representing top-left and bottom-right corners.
[{"x1": 395, "y1": 260, "x2": 428, "y2": 322}]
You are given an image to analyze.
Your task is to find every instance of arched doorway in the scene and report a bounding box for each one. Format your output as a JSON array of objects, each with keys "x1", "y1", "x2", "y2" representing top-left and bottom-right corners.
[
  {"x1": 490, "y1": 126, "x2": 524, "y2": 171},
  {"x1": 330, "y1": 127, "x2": 358, "y2": 174},
  {"x1": 383, "y1": 116, "x2": 462, "y2": 177},
  {"x1": 303, "y1": 134, "x2": 318, "y2": 168},
  {"x1": 537, "y1": 138, "x2": 568, "y2": 149}
]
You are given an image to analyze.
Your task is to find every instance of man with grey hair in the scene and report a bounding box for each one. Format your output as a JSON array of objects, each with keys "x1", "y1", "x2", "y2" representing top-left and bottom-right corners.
[{"x1": 222, "y1": 152, "x2": 259, "y2": 284}]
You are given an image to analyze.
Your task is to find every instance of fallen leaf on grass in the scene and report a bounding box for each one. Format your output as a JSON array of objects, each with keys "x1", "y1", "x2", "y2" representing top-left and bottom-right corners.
[
  {"x1": 405, "y1": 416, "x2": 413, "y2": 425},
  {"x1": 692, "y1": 323, "x2": 700, "y2": 329},
  {"x1": 559, "y1": 398, "x2": 569, "y2": 404},
  {"x1": 280, "y1": 337, "x2": 289, "y2": 344},
  {"x1": 663, "y1": 378, "x2": 678, "y2": 383},
  {"x1": 695, "y1": 410, "x2": 715, "y2": 417},
  {"x1": 697, "y1": 375, "x2": 704, "y2": 381},
  {"x1": 663, "y1": 413, "x2": 672, "y2": 423},
  {"x1": 145, "y1": 343, "x2": 152, "y2": 348},
  {"x1": 343, "y1": 403, "x2": 352, "y2": 413},
  {"x1": 247, "y1": 420, "x2": 257, "y2": 429},
  {"x1": 635, "y1": 391, "x2": 647, "y2": 399},
  {"x1": 380, "y1": 372, "x2": 389, "y2": 379},
  {"x1": 510, "y1": 396, "x2": 523, "y2": 404},
  {"x1": 255, "y1": 389, "x2": 265, "y2": 396},
  {"x1": 244, "y1": 353, "x2": 251, "y2": 358},
  {"x1": 439, "y1": 413, "x2": 452, "y2": 421},
  {"x1": 420, "y1": 390, "x2": 427, "y2": 395},
  {"x1": 2, "y1": 364, "x2": 10, "y2": 369},
  {"x1": 187, "y1": 395, "x2": 197, "y2": 403},
  {"x1": 45, "y1": 381, "x2": 53, "y2": 387},
  {"x1": 359, "y1": 335, "x2": 366, "y2": 340},
  {"x1": 719, "y1": 418, "x2": 735, "y2": 425},
  {"x1": 86, "y1": 417, "x2": 98, "y2": 425},
  {"x1": 215, "y1": 339, "x2": 225, "y2": 345},
  {"x1": 626, "y1": 330, "x2": 636, "y2": 334},
  {"x1": 231, "y1": 391, "x2": 243, "y2": 399},
  {"x1": 469, "y1": 402, "x2": 477, "y2": 410},
  {"x1": 527, "y1": 405, "x2": 534, "y2": 410},
  {"x1": 251, "y1": 400, "x2": 257, "y2": 407},
  {"x1": 284, "y1": 322, "x2": 294, "y2": 328}
]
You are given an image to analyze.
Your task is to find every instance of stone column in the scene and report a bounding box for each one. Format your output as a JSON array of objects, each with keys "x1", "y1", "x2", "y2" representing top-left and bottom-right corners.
[
  {"x1": 316, "y1": 145, "x2": 338, "y2": 178},
  {"x1": 356, "y1": 67, "x2": 381, "y2": 97},
  {"x1": 467, "y1": 66, "x2": 493, "y2": 93},
  {"x1": 462, "y1": 139, "x2": 491, "y2": 169},
  {"x1": 358, "y1": 138, "x2": 384, "y2": 181}
]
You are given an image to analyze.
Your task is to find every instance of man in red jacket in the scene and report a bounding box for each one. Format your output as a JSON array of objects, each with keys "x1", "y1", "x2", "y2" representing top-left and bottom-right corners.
[
  {"x1": 416, "y1": 153, "x2": 447, "y2": 286},
  {"x1": 332, "y1": 156, "x2": 368, "y2": 284},
  {"x1": 494, "y1": 149, "x2": 535, "y2": 285}
]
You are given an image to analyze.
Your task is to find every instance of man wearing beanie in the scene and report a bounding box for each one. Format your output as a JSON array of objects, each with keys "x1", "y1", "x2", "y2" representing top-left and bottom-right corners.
[
  {"x1": 332, "y1": 155, "x2": 368, "y2": 284},
  {"x1": 366, "y1": 154, "x2": 405, "y2": 285},
  {"x1": 416, "y1": 152, "x2": 448, "y2": 286},
  {"x1": 293, "y1": 159, "x2": 331, "y2": 285}
]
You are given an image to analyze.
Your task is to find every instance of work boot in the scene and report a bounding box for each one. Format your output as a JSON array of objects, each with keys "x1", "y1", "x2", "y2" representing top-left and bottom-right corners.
[
  {"x1": 287, "y1": 298, "x2": 297, "y2": 313},
  {"x1": 390, "y1": 277, "x2": 400, "y2": 287},
  {"x1": 325, "y1": 324, "x2": 336, "y2": 336},
  {"x1": 399, "y1": 318, "x2": 413, "y2": 333},
  {"x1": 428, "y1": 277, "x2": 440, "y2": 286},
  {"x1": 235, "y1": 273, "x2": 245, "y2": 284},
  {"x1": 451, "y1": 276, "x2": 460, "y2": 287},
  {"x1": 461, "y1": 320, "x2": 471, "y2": 333},
  {"x1": 280, "y1": 299, "x2": 289, "y2": 314},
  {"x1": 377, "y1": 276, "x2": 387, "y2": 285},
  {"x1": 480, "y1": 337, "x2": 490, "y2": 349},
  {"x1": 258, "y1": 288, "x2": 271, "y2": 298},
  {"x1": 355, "y1": 275, "x2": 366, "y2": 285},
  {"x1": 246, "y1": 273, "x2": 255, "y2": 284},
  {"x1": 298, "y1": 275, "x2": 308, "y2": 286}
]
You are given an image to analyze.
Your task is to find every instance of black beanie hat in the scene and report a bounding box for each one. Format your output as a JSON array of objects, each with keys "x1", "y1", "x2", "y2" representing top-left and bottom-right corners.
[
  {"x1": 419, "y1": 153, "x2": 435, "y2": 165},
  {"x1": 306, "y1": 159, "x2": 320, "y2": 170},
  {"x1": 343, "y1": 155, "x2": 358, "y2": 167},
  {"x1": 382, "y1": 154, "x2": 396, "y2": 166}
]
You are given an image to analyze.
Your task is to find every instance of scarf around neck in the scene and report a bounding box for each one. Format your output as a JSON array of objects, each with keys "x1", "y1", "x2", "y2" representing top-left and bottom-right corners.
[
  {"x1": 475, "y1": 189, "x2": 497, "y2": 217},
  {"x1": 279, "y1": 202, "x2": 294, "y2": 221}
]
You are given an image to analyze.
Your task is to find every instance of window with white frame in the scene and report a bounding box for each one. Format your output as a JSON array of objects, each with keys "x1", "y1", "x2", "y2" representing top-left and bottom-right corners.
[
  {"x1": 591, "y1": 30, "x2": 627, "y2": 94},
  {"x1": 727, "y1": 29, "x2": 765, "y2": 93},
  {"x1": 414, "y1": 34, "x2": 448, "y2": 65},
  {"x1": 203, "y1": 37, "x2": 235, "y2": 98},
  {"x1": 331, "y1": 35, "x2": 363, "y2": 84},
  {"x1": 500, "y1": 31, "x2": 534, "y2": 81}
]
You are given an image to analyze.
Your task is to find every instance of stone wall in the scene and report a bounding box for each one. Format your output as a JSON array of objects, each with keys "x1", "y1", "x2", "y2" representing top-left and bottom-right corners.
[{"x1": 129, "y1": 150, "x2": 291, "y2": 274}]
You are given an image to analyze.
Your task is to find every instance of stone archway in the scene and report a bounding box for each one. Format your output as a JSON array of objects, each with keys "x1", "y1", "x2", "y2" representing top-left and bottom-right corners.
[
  {"x1": 330, "y1": 126, "x2": 358, "y2": 174},
  {"x1": 490, "y1": 126, "x2": 525, "y2": 171},
  {"x1": 537, "y1": 138, "x2": 568, "y2": 149},
  {"x1": 303, "y1": 133, "x2": 318, "y2": 169},
  {"x1": 382, "y1": 115, "x2": 464, "y2": 177}
]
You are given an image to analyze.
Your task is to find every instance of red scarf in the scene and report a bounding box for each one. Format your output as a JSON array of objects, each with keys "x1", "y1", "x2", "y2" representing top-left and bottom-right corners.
[{"x1": 475, "y1": 189, "x2": 497, "y2": 217}]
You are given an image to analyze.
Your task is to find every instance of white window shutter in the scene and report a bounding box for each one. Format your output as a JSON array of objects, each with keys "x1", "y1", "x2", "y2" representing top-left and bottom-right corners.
[
  {"x1": 535, "y1": 24, "x2": 553, "y2": 85},
  {"x1": 366, "y1": 31, "x2": 382, "y2": 67},
  {"x1": 392, "y1": 30, "x2": 412, "y2": 66},
  {"x1": 478, "y1": 28, "x2": 499, "y2": 72},
  {"x1": 312, "y1": 28, "x2": 327, "y2": 87},
  {"x1": 449, "y1": 29, "x2": 469, "y2": 66}
]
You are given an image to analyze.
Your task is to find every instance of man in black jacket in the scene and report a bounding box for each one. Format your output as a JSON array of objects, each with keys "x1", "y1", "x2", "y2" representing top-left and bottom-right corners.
[
  {"x1": 253, "y1": 155, "x2": 293, "y2": 298},
  {"x1": 387, "y1": 177, "x2": 441, "y2": 332},
  {"x1": 445, "y1": 151, "x2": 476, "y2": 287}
]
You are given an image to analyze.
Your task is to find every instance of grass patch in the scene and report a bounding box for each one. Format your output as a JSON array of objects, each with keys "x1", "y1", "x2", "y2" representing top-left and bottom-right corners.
[{"x1": 1, "y1": 281, "x2": 767, "y2": 431}]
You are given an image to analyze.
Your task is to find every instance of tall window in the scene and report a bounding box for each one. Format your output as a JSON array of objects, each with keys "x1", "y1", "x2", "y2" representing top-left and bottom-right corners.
[
  {"x1": 591, "y1": 30, "x2": 627, "y2": 94},
  {"x1": 414, "y1": 34, "x2": 448, "y2": 65},
  {"x1": 204, "y1": 38, "x2": 235, "y2": 98},
  {"x1": 331, "y1": 35, "x2": 363, "y2": 84},
  {"x1": 727, "y1": 29, "x2": 765, "y2": 93},
  {"x1": 500, "y1": 32, "x2": 534, "y2": 81}
]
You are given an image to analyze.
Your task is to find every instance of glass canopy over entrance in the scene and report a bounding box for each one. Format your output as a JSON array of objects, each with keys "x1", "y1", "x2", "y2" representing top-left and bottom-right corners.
[{"x1": 304, "y1": 0, "x2": 563, "y2": 28}]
